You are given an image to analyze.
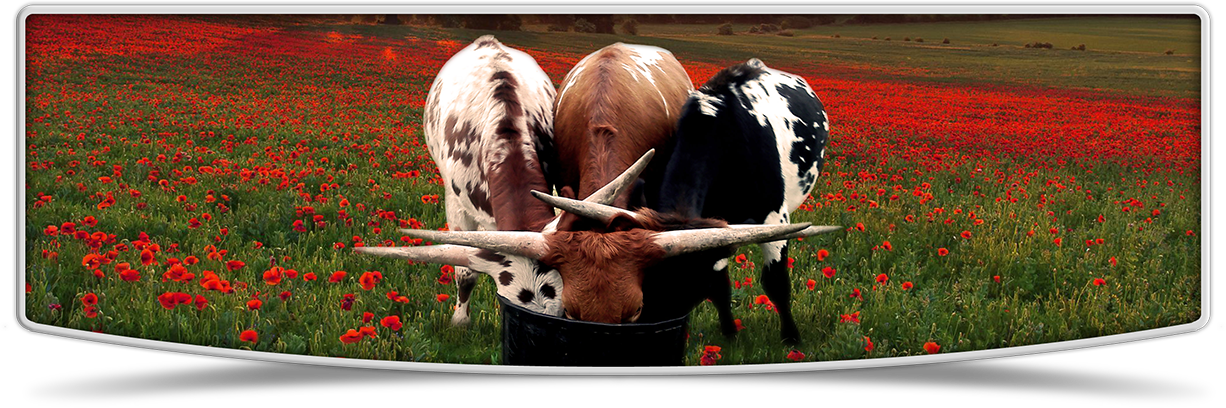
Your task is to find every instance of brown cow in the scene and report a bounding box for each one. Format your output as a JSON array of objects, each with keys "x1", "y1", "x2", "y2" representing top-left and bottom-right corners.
[
  {"x1": 553, "y1": 42, "x2": 694, "y2": 211},
  {"x1": 388, "y1": 188, "x2": 838, "y2": 324}
]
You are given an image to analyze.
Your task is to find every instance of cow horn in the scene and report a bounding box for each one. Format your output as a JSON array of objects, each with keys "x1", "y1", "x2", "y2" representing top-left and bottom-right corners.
[
  {"x1": 583, "y1": 149, "x2": 654, "y2": 204},
  {"x1": 532, "y1": 191, "x2": 639, "y2": 224},
  {"x1": 398, "y1": 229, "x2": 549, "y2": 260},
  {"x1": 353, "y1": 245, "x2": 477, "y2": 268},
  {"x1": 653, "y1": 223, "x2": 814, "y2": 257},
  {"x1": 754, "y1": 224, "x2": 843, "y2": 241}
]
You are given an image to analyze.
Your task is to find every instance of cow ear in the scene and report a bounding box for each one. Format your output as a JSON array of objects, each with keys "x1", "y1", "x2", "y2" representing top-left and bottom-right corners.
[
  {"x1": 559, "y1": 185, "x2": 576, "y2": 200},
  {"x1": 605, "y1": 212, "x2": 643, "y2": 232}
]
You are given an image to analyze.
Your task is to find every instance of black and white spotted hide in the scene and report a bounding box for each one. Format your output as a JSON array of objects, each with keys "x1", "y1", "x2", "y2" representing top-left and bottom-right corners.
[
  {"x1": 649, "y1": 58, "x2": 829, "y2": 344},
  {"x1": 422, "y1": 36, "x2": 563, "y2": 323}
]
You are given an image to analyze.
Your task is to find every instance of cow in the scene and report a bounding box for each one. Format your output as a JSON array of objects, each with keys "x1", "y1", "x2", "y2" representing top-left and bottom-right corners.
[
  {"x1": 641, "y1": 58, "x2": 832, "y2": 344},
  {"x1": 552, "y1": 42, "x2": 694, "y2": 213},
  {"x1": 355, "y1": 36, "x2": 656, "y2": 323}
]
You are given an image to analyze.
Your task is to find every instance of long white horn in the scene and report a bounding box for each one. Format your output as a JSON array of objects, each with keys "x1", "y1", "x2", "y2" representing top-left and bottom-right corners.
[
  {"x1": 398, "y1": 229, "x2": 548, "y2": 260},
  {"x1": 653, "y1": 223, "x2": 813, "y2": 257},
  {"x1": 354, "y1": 245, "x2": 477, "y2": 267},
  {"x1": 532, "y1": 191, "x2": 639, "y2": 224},
  {"x1": 540, "y1": 149, "x2": 656, "y2": 233},
  {"x1": 583, "y1": 148, "x2": 654, "y2": 204},
  {"x1": 758, "y1": 225, "x2": 843, "y2": 241}
]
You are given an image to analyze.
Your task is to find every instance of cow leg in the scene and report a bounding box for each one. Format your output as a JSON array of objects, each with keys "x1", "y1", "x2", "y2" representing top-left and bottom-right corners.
[
  {"x1": 446, "y1": 199, "x2": 481, "y2": 326},
  {"x1": 707, "y1": 258, "x2": 738, "y2": 337},
  {"x1": 760, "y1": 240, "x2": 800, "y2": 344}
]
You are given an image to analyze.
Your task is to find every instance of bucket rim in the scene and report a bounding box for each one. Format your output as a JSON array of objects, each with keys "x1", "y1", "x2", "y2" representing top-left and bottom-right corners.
[{"x1": 497, "y1": 295, "x2": 689, "y2": 329}]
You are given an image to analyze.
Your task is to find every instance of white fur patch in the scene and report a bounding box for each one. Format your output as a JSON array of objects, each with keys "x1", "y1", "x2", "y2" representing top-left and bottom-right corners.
[
  {"x1": 713, "y1": 258, "x2": 729, "y2": 271},
  {"x1": 730, "y1": 62, "x2": 824, "y2": 214}
]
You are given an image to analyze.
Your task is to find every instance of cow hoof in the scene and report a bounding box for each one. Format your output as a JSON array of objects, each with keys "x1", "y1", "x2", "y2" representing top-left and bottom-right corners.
[{"x1": 781, "y1": 332, "x2": 801, "y2": 346}]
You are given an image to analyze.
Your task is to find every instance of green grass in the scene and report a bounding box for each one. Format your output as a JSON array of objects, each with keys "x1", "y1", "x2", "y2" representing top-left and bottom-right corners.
[{"x1": 24, "y1": 15, "x2": 1201, "y2": 366}]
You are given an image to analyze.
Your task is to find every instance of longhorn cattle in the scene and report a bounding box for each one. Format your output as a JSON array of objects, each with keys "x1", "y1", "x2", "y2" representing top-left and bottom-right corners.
[
  {"x1": 356, "y1": 36, "x2": 654, "y2": 323},
  {"x1": 553, "y1": 42, "x2": 694, "y2": 212},
  {"x1": 643, "y1": 58, "x2": 833, "y2": 344}
]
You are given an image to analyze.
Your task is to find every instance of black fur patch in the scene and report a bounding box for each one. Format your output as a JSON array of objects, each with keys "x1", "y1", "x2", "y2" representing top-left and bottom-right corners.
[
  {"x1": 517, "y1": 289, "x2": 535, "y2": 304},
  {"x1": 498, "y1": 271, "x2": 513, "y2": 286},
  {"x1": 540, "y1": 284, "x2": 556, "y2": 299}
]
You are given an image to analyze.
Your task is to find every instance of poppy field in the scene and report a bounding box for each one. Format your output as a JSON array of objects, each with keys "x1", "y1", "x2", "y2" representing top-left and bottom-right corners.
[{"x1": 22, "y1": 15, "x2": 1201, "y2": 366}]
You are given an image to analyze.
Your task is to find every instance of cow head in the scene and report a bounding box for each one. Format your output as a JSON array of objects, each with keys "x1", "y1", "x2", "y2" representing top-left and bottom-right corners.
[{"x1": 375, "y1": 193, "x2": 838, "y2": 324}]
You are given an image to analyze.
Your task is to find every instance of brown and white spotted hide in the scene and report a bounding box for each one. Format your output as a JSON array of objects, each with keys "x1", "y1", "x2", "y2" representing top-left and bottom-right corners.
[
  {"x1": 553, "y1": 43, "x2": 694, "y2": 213},
  {"x1": 422, "y1": 35, "x2": 563, "y2": 322}
]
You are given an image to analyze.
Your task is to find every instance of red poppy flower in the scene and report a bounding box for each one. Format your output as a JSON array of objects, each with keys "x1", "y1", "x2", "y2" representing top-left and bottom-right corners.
[
  {"x1": 1053, "y1": 237, "x2": 1063, "y2": 247},
  {"x1": 246, "y1": 299, "x2": 262, "y2": 310},
  {"x1": 279, "y1": 291, "x2": 292, "y2": 301},
  {"x1": 849, "y1": 288, "x2": 862, "y2": 300},
  {"x1": 157, "y1": 292, "x2": 180, "y2": 310},
  {"x1": 822, "y1": 266, "x2": 836, "y2": 279},
  {"x1": 381, "y1": 315, "x2": 403, "y2": 331},
  {"x1": 239, "y1": 329, "x2": 258, "y2": 343},
  {"x1": 436, "y1": 294, "x2": 450, "y2": 302},
  {"x1": 1092, "y1": 278, "x2": 1106, "y2": 286},
  {"x1": 84, "y1": 306, "x2": 98, "y2": 318},
  {"x1": 359, "y1": 271, "x2": 383, "y2": 290},
  {"x1": 262, "y1": 267, "x2": 283, "y2": 285},
  {"x1": 923, "y1": 341, "x2": 941, "y2": 354},
  {"x1": 1109, "y1": 257, "x2": 1117, "y2": 267},
  {"x1": 960, "y1": 230, "x2": 972, "y2": 239},
  {"x1": 81, "y1": 253, "x2": 104, "y2": 270},
  {"x1": 993, "y1": 275, "x2": 1001, "y2": 283},
  {"x1": 303, "y1": 272, "x2": 317, "y2": 281},
  {"x1": 329, "y1": 271, "x2": 347, "y2": 283},
  {"x1": 840, "y1": 311, "x2": 861, "y2": 324},
  {"x1": 786, "y1": 350, "x2": 806, "y2": 362},
  {"x1": 816, "y1": 249, "x2": 829, "y2": 261},
  {"x1": 81, "y1": 293, "x2": 98, "y2": 307},
  {"x1": 699, "y1": 345, "x2": 722, "y2": 366},
  {"x1": 358, "y1": 326, "x2": 377, "y2": 338},
  {"x1": 194, "y1": 295, "x2": 208, "y2": 311},
  {"x1": 43, "y1": 225, "x2": 58, "y2": 236},
  {"x1": 882, "y1": 241, "x2": 893, "y2": 251},
  {"x1": 855, "y1": 223, "x2": 866, "y2": 232},
  {"x1": 339, "y1": 329, "x2": 363, "y2": 344},
  {"x1": 937, "y1": 248, "x2": 949, "y2": 256},
  {"x1": 875, "y1": 273, "x2": 889, "y2": 284},
  {"x1": 864, "y1": 336, "x2": 875, "y2": 352},
  {"x1": 225, "y1": 260, "x2": 246, "y2": 271},
  {"x1": 806, "y1": 279, "x2": 816, "y2": 291},
  {"x1": 362, "y1": 312, "x2": 374, "y2": 323},
  {"x1": 734, "y1": 319, "x2": 745, "y2": 331},
  {"x1": 901, "y1": 281, "x2": 914, "y2": 290},
  {"x1": 120, "y1": 269, "x2": 141, "y2": 282}
]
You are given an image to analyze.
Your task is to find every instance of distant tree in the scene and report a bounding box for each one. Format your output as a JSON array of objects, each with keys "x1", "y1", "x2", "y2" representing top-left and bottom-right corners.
[
  {"x1": 717, "y1": 23, "x2": 734, "y2": 35},
  {"x1": 380, "y1": 14, "x2": 401, "y2": 25},
  {"x1": 588, "y1": 15, "x2": 615, "y2": 33},
  {"x1": 621, "y1": 18, "x2": 639, "y2": 36},
  {"x1": 780, "y1": 16, "x2": 813, "y2": 30},
  {"x1": 574, "y1": 18, "x2": 597, "y2": 33},
  {"x1": 459, "y1": 15, "x2": 521, "y2": 31}
]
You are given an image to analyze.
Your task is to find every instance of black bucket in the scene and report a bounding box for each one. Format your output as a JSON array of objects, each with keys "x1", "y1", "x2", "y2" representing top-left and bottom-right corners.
[{"x1": 498, "y1": 295, "x2": 690, "y2": 367}]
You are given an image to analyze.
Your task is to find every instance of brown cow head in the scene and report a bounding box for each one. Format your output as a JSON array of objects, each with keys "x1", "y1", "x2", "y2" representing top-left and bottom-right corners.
[{"x1": 376, "y1": 194, "x2": 838, "y2": 324}]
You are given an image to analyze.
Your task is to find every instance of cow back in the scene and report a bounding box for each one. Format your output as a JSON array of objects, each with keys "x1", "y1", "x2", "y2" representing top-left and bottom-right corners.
[
  {"x1": 658, "y1": 59, "x2": 829, "y2": 223},
  {"x1": 423, "y1": 35, "x2": 559, "y2": 232},
  {"x1": 553, "y1": 43, "x2": 694, "y2": 210}
]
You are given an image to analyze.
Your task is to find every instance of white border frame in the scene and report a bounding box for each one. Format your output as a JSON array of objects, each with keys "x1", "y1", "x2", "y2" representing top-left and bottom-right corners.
[{"x1": 14, "y1": 2, "x2": 1211, "y2": 375}]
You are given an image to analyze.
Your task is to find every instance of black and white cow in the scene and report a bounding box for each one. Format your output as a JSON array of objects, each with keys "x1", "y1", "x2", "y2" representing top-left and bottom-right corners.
[
  {"x1": 642, "y1": 58, "x2": 832, "y2": 344},
  {"x1": 356, "y1": 36, "x2": 655, "y2": 323}
]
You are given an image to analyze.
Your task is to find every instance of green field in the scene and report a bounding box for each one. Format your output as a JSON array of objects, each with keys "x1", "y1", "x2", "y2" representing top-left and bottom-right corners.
[{"x1": 25, "y1": 15, "x2": 1201, "y2": 366}]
